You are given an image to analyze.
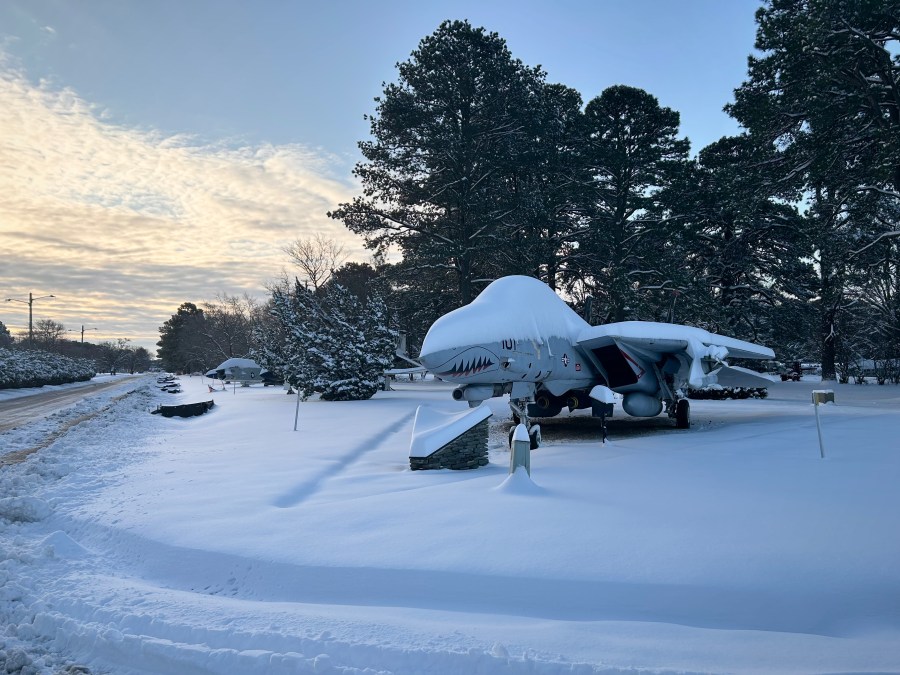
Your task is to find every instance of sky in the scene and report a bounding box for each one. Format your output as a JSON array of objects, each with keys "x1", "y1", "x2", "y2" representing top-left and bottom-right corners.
[{"x1": 0, "y1": 0, "x2": 762, "y2": 353}]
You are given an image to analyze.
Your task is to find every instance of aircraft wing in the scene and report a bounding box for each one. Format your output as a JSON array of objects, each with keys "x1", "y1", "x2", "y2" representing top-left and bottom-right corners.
[{"x1": 577, "y1": 321, "x2": 775, "y2": 389}]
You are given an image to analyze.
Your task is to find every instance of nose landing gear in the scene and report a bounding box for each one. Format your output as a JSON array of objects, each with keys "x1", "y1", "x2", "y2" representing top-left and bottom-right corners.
[{"x1": 509, "y1": 397, "x2": 541, "y2": 448}]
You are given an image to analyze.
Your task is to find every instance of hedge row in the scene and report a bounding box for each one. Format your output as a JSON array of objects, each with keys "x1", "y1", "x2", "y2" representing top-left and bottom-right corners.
[
  {"x1": 0, "y1": 348, "x2": 97, "y2": 389},
  {"x1": 687, "y1": 386, "x2": 769, "y2": 400}
]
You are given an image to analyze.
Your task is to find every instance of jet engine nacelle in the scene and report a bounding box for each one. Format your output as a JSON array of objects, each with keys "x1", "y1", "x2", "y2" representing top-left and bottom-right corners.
[
  {"x1": 452, "y1": 384, "x2": 504, "y2": 403},
  {"x1": 622, "y1": 392, "x2": 663, "y2": 418}
]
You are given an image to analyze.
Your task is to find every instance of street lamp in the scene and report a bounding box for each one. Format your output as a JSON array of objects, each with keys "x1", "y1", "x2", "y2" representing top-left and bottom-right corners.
[
  {"x1": 4, "y1": 292, "x2": 56, "y2": 347},
  {"x1": 68, "y1": 325, "x2": 98, "y2": 344}
]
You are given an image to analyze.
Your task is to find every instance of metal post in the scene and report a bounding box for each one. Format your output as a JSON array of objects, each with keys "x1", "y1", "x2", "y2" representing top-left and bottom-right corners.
[
  {"x1": 811, "y1": 390, "x2": 834, "y2": 459},
  {"x1": 509, "y1": 424, "x2": 531, "y2": 476},
  {"x1": 814, "y1": 403, "x2": 825, "y2": 459},
  {"x1": 293, "y1": 390, "x2": 301, "y2": 431}
]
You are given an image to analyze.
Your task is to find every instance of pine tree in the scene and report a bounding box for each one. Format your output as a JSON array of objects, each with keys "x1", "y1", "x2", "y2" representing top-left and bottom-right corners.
[
  {"x1": 317, "y1": 285, "x2": 396, "y2": 401},
  {"x1": 256, "y1": 281, "x2": 396, "y2": 401},
  {"x1": 572, "y1": 85, "x2": 690, "y2": 323},
  {"x1": 728, "y1": 0, "x2": 900, "y2": 378},
  {"x1": 329, "y1": 20, "x2": 547, "y2": 306},
  {"x1": 664, "y1": 135, "x2": 809, "y2": 342},
  {"x1": 156, "y1": 303, "x2": 206, "y2": 373}
]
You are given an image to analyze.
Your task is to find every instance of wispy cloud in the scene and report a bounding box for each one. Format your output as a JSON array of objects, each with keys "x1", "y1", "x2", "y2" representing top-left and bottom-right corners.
[{"x1": 0, "y1": 57, "x2": 363, "y2": 349}]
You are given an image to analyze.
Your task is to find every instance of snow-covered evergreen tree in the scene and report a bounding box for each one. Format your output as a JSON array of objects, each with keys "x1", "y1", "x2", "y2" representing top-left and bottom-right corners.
[
  {"x1": 317, "y1": 285, "x2": 396, "y2": 401},
  {"x1": 256, "y1": 281, "x2": 395, "y2": 401},
  {"x1": 250, "y1": 294, "x2": 291, "y2": 386},
  {"x1": 278, "y1": 281, "x2": 329, "y2": 399}
]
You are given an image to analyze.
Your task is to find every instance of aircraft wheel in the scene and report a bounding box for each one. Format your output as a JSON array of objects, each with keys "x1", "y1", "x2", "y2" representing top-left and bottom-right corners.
[
  {"x1": 675, "y1": 398, "x2": 691, "y2": 429},
  {"x1": 529, "y1": 425, "x2": 541, "y2": 449},
  {"x1": 508, "y1": 426, "x2": 516, "y2": 448}
]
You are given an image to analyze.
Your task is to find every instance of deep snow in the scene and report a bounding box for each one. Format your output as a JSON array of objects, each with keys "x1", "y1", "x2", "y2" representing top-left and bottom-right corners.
[{"x1": 1, "y1": 373, "x2": 899, "y2": 674}]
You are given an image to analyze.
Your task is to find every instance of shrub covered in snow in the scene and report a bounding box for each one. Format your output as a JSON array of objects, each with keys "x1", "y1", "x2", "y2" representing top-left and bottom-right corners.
[
  {"x1": 0, "y1": 348, "x2": 96, "y2": 389},
  {"x1": 687, "y1": 385, "x2": 768, "y2": 400}
]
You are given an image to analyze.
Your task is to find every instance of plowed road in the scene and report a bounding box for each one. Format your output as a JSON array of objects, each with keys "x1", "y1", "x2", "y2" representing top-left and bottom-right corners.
[{"x1": 0, "y1": 376, "x2": 143, "y2": 433}]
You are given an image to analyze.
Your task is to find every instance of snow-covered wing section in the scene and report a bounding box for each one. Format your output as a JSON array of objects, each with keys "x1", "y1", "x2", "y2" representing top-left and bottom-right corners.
[
  {"x1": 578, "y1": 321, "x2": 775, "y2": 360},
  {"x1": 420, "y1": 276, "x2": 589, "y2": 356},
  {"x1": 578, "y1": 321, "x2": 774, "y2": 389}
]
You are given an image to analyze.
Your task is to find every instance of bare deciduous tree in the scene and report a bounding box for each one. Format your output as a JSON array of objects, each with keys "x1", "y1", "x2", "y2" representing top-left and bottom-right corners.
[
  {"x1": 96, "y1": 338, "x2": 131, "y2": 374},
  {"x1": 31, "y1": 318, "x2": 66, "y2": 349},
  {"x1": 200, "y1": 293, "x2": 260, "y2": 362},
  {"x1": 282, "y1": 234, "x2": 348, "y2": 292}
]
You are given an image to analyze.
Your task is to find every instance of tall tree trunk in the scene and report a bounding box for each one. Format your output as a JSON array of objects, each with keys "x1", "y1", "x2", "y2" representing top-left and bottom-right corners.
[
  {"x1": 458, "y1": 254, "x2": 472, "y2": 305},
  {"x1": 816, "y1": 187, "x2": 839, "y2": 381}
]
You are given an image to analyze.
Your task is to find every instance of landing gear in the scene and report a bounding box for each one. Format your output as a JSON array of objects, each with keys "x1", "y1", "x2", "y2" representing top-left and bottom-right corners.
[
  {"x1": 509, "y1": 397, "x2": 541, "y2": 449},
  {"x1": 674, "y1": 398, "x2": 691, "y2": 429},
  {"x1": 507, "y1": 425, "x2": 541, "y2": 449}
]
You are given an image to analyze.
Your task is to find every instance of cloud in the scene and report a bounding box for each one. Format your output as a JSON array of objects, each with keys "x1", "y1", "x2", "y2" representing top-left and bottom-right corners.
[{"x1": 0, "y1": 58, "x2": 364, "y2": 350}]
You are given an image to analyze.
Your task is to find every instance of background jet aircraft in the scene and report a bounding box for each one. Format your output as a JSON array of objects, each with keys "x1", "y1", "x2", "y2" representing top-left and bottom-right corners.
[{"x1": 418, "y1": 276, "x2": 774, "y2": 437}]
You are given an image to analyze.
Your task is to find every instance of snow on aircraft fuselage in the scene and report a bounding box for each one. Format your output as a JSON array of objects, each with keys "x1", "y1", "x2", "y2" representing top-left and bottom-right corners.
[{"x1": 418, "y1": 276, "x2": 775, "y2": 432}]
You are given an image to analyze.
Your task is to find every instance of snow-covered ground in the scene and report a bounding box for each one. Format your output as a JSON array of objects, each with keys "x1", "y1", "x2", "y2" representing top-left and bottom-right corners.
[{"x1": 1, "y1": 373, "x2": 899, "y2": 674}]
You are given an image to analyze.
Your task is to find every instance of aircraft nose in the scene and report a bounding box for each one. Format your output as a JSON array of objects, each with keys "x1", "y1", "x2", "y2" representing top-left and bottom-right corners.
[
  {"x1": 418, "y1": 347, "x2": 445, "y2": 372},
  {"x1": 419, "y1": 321, "x2": 457, "y2": 371},
  {"x1": 419, "y1": 305, "x2": 500, "y2": 379},
  {"x1": 420, "y1": 345, "x2": 499, "y2": 380}
]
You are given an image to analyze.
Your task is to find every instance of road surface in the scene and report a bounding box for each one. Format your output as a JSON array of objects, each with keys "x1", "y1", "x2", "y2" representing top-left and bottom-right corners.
[{"x1": 0, "y1": 375, "x2": 144, "y2": 434}]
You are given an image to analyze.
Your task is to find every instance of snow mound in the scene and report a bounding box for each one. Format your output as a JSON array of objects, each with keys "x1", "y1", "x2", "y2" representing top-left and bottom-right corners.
[
  {"x1": 39, "y1": 531, "x2": 91, "y2": 559},
  {"x1": 0, "y1": 496, "x2": 52, "y2": 523},
  {"x1": 494, "y1": 466, "x2": 544, "y2": 495}
]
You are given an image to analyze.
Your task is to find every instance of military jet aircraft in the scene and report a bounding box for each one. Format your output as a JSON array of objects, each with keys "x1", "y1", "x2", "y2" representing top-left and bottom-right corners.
[{"x1": 418, "y1": 276, "x2": 774, "y2": 442}]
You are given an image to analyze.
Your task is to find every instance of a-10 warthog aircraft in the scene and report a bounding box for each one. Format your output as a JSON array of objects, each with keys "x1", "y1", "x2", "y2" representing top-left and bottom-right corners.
[{"x1": 418, "y1": 276, "x2": 774, "y2": 444}]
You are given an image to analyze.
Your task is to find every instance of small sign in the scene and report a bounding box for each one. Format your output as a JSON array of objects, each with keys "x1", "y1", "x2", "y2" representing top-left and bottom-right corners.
[{"x1": 812, "y1": 390, "x2": 835, "y2": 405}]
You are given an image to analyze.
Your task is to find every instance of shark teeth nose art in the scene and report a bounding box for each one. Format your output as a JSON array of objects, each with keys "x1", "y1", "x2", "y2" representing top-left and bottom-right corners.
[{"x1": 439, "y1": 355, "x2": 495, "y2": 378}]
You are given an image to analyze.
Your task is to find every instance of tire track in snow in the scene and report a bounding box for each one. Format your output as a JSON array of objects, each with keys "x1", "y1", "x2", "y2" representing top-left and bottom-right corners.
[
  {"x1": 273, "y1": 409, "x2": 418, "y2": 508},
  {"x1": 0, "y1": 389, "x2": 144, "y2": 467}
]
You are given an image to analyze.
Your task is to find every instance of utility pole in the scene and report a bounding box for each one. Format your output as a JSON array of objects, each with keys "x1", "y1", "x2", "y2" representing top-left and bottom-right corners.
[
  {"x1": 5, "y1": 292, "x2": 55, "y2": 347},
  {"x1": 68, "y1": 325, "x2": 98, "y2": 344}
]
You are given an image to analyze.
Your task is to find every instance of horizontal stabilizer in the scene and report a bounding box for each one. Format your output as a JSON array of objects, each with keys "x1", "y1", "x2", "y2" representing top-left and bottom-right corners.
[{"x1": 709, "y1": 365, "x2": 776, "y2": 389}]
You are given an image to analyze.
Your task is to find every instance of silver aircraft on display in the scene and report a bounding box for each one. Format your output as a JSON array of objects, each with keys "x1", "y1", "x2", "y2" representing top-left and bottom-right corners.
[{"x1": 418, "y1": 276, "x2": 775, "y2": 444}]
